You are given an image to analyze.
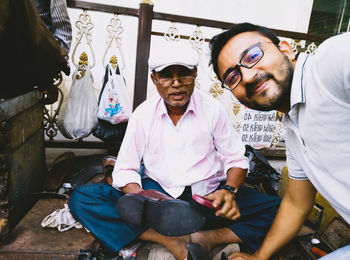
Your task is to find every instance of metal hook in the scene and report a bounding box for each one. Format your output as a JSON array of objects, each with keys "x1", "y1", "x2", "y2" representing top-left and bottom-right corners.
[
  {"x1": 102, "y1": 13, "x2": 126, "y2": 70},
  {"x1": 164, "y1": 22, "x2": 180, "y2": 42},
  {"x1": 72, "y1": 10, "x2": 96, "y2": 69},
  {"x1": 190, "y1": 26, "x2": 204, "y2": 55}
]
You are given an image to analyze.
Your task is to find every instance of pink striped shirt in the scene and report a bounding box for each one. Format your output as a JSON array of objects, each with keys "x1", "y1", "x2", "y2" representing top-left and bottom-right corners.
[{"x1": 112, "y1": 89, "x2": 248, "y2": 198}]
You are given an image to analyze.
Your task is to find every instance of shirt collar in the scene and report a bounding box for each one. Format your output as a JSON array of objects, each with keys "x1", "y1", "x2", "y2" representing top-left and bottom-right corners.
[{"x1": 290, "y1": 52, "x2": 308, "y2": 108}]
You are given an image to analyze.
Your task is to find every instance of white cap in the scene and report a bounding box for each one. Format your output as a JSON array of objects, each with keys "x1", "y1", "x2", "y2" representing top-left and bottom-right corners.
[{"x1": 148, "y1": 43, "x2": 199, "y2": 72}]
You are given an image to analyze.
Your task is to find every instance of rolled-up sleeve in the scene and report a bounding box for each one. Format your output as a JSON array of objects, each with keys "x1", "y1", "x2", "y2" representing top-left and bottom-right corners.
[
  {"x1": 213, "y1": 104, "x2": 249, "y2": 173},
  {"x1": 112, "y1": 113, "x2": 146, "y2": 189}
]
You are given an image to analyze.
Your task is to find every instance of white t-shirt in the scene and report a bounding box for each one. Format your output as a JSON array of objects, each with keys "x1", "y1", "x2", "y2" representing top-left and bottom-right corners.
[{"x1": 283, "y1": 32, "x2": 350, "y2": 223}]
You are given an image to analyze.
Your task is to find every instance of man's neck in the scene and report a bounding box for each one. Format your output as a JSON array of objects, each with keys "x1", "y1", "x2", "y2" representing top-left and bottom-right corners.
[
  {"x1": 166, "y1": 104, "x2": 188, "y2": 126},
  {"x1": 277, "y1": 60, "x2": 295, "y2": 114},
  {"x1": 277, "y1": 102, "x2": 291, "y2": 114}
]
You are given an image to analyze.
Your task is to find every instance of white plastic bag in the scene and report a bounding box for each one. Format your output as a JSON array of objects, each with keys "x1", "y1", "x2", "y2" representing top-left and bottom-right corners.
[
  {"x1": 97, "y1": 65, "x2": 131, "y2": 124},
  {"x1": 41, "y1": 204, "x2": 84, "y2": 232},
  {"x1": 61, "y1": 66, "x2": 98, "y2": 139}
]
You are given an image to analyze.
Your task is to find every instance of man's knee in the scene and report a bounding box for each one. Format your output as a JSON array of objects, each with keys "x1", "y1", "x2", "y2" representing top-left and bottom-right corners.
[
  {"x1": 68, "y1": 183, "x2": 104, "y2": 212},
  {"x1": 68, "y1": 186, "x2": 87, "y2": 215},
  {"x1": 68, "y1": 183, "x2": 122, "y2": 212}
]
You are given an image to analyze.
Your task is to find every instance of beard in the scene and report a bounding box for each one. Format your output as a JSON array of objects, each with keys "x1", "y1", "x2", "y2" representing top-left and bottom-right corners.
[{"x1": 244, "y1": 55, "x2": 293, "y2": 111}]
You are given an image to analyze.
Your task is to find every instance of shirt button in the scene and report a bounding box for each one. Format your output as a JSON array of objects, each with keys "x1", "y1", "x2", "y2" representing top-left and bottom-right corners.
[{"x1": 293, "y1": 108, "x2": 298, "y2": 115}]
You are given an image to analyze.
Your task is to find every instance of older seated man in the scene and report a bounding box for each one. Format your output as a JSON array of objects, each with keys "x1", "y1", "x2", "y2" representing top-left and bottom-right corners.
[{"x1": 68, "y1": 43, "x2": 281, "y2": 260}]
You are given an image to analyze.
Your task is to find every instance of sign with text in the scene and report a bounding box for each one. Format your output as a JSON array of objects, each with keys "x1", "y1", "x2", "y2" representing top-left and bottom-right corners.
[
  {"x1": 211, "y1": 86, "x2": 281, "y2": 149},
  {"x1": 239, "y1": 108, "x2": 277, "y2": 148}
]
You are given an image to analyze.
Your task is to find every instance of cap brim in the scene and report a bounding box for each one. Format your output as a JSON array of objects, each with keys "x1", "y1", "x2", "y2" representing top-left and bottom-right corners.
[{"x1": 152, "y1": 62, "x2": 196, "y2": 72}]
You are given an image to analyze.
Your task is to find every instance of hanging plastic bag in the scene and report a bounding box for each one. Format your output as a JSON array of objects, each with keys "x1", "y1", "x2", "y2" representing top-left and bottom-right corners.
[
  {"x1": 97, "y1": 64, "x2": 131, "y2": 124},
  {"x1": 93, "y1": 64, "x2": 128, "y2": 142},
  {"x1": 61, "y1": 65, "x2": 98, "y2": 140}
]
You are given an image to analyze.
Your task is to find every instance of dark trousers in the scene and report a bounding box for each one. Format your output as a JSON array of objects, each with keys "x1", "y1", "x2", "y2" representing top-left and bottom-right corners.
[{"x1": 68, "y1": 178, "x2": 281, "y2": 253}]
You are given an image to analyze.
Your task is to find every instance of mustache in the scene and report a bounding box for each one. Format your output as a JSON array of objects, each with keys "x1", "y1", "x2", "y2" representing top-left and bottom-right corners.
[{"x1": 246, "y1": 73, "x2": 274, "y2": 98}]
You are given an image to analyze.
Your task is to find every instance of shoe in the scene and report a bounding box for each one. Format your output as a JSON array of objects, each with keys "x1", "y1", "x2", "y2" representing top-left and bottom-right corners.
[
  {"x1": 221, "y1": 252, "x2": 229, "y2": 260},
  {"x1": 186, "y1": 243, "x2": 210, "y2": 260},
  {"x1": 44, "y1": 152, "x2": 75, "y2": 191},
  {"x1": 103, "y1": 156, "x2": 117, "y2": 185},
  {"x1": 116, "y1": 189, "x2": 206, "y2": 236},
  {"x1": 69, "y1": 165, "x2": 104, "y2": 188},
  {"x1": 96, "y1": 247, "x2": 121, "y2": 260}
]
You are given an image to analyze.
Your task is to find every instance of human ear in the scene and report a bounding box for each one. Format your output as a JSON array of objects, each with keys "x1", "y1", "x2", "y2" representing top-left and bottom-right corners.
[
  {"x1": 151, "y1": 73, "x2": 158, "y2": 85},
  {"x1": 193, "y1": 67, "x2": 198, "y2": 77},
  {"x1": 278, "y1": 41, "x2": 296, "y2": 61}
]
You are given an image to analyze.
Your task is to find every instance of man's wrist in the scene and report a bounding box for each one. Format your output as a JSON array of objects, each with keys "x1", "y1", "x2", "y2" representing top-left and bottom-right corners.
[
  {"x1": 121, "y1": 183, "x2": 143, "y2": 194},
  {"x1": 253, "y1": 249, "x2": 269, "y2": 260},
  {"x1": 219, "y1": 184, "x2": 239, "y2": 195}
]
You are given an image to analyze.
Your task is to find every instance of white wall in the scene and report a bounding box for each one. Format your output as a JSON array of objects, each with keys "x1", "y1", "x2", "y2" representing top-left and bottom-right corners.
[
  {"x1": 64, "y1": 0, "x2": 314, "y2": 101},
  {"x1": 84, "y1": 0, "x2": 313, "y2": 32},
  {"x1": 56, "y1": 0, "x2": 313, "y2": 143}
]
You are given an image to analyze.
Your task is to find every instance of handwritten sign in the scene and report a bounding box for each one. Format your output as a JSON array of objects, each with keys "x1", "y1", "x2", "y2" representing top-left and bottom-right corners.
[
  {"x1": 208, "y1": 84, "x2": 280, "y2": 149},
  {"x1": 239, "y1": 108, "x2": 277, "y2": 148}
]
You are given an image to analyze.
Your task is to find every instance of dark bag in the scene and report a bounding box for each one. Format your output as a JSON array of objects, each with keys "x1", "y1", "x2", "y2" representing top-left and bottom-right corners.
[
  {"x1": 93, "y1": 119, "x2": 128, "y2": 142},
  {"x1": 244, "y1": 145, "x2": 281, "y2": 196},
  {"x1": 93, "y1": 64, "x2": 128, "y2": 142},
  {"x1": 0, "y1": 0, "x2": 69, "y2": 99}
]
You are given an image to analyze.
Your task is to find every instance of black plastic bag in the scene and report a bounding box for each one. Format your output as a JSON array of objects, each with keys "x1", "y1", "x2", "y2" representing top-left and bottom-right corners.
[
  {"x1": 93, "y1": 119, "x2": 127, "y2": 142},
  {"x1": 244, "y1": 145, "x2": 281, "y2": 196}
]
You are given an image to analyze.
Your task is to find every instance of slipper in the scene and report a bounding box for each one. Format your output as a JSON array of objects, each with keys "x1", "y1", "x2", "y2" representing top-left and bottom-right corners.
[
  {"x1": 44, "y1": 152, "x2": 75, "y2": 191},
  {"x1": 221, "y1": 252, "x2": 229, "y2": 260},
  {"x1": 103, "y1": 155, "x2": 117, "y2": 168},
  {"x1": 209, "y1": 243, "x2": 239, "y2": 260},
  {"x1": 116, "y1": 190, "x2": 206, "y2": 236},
  {"x1": 186, "y1": 243, "x2": 210, "y2": 260}
]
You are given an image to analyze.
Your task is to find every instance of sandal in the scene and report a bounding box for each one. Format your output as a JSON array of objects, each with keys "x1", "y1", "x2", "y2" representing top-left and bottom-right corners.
[
  {"x1": 186, "y1": 243, "x2": 210, "y2": 260},
  {"x1": 44, "y1": 152, "x2": 75, "y2": 191}
]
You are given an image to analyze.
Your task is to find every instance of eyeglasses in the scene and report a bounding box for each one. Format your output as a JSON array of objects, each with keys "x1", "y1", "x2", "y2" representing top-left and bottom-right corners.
[
  {"x1": 221, "y1": 42, "x2": 272, "y2": 91},
  {"x1": 155, "y1": 75, "x2": 196, "y2": 88}
]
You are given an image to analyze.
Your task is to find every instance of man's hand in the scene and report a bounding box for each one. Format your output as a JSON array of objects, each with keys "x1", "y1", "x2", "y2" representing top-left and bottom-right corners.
[
  {"x1": 205, "y1": 189, "x2": 240, "y2": 220},
  {"x1": 226, "y1": 179, "x2": 317, "y2": 260}
]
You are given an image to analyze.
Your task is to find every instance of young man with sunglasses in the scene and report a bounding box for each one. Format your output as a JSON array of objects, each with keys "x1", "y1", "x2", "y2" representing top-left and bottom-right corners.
[
  {"x1": 69, "y1": 43, "x2": 281, "y2": 259},
  {"x1": 210, "y1": 23, "x2": 350, "y2": 259}
]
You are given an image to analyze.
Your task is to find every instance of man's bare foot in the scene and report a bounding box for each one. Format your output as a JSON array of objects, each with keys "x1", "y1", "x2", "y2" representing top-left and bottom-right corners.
[
  {"x1": 190, "y1": 231, "x2": 211, "y2": 252},
  {"x1": 139, "y1": 229, "x2": 190, "y2": 260},
  {"x1": 161, "y1": 235, "x2": 191, "y2": 260},
  {"x1": 190, "y1": 228, "x2": 242, "y2": 253}
]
